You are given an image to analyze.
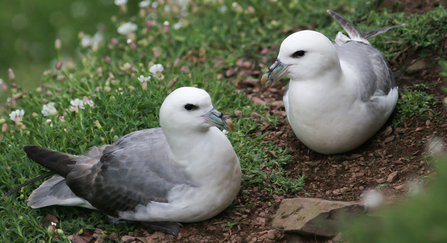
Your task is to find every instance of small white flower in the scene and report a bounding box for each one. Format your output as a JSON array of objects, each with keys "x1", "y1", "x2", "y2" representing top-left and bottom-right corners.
[
  {"x1": 84, "y1": 99, "x2": 94, "y2": 107},
  {"x1": 151, "y1": 2, "x2": 158, "y2": 8},
  {"x1": 70, "y1": 98, "x2": 84, "y2": 112},
  {"x1": 92, "y1": 32, "x2": 103, "y2": 45},
  {"x1": 149, "y1": 64, "x2": 164, "y2": 74},
  {"x1": 164, "y1": 5, "x2": 171, "y2": 12},
  {"x1": 139, "y1": 0, "x2": 151, "y2": 8},
  {"x1": 220, "y1": 6, "x2": 227, "y2": 13},
  {"x1": 42, "y1": 102, "x2": 58, "y2": 117},
  {"x1": 362, "y1": 189, "x2": 383, "y2": 209},
  {"x1": 81, "y1": 35, "x2": 92, "y2": 47},
  {"x1": 117, "y1": 22, "x2": 138, "y2": 35},
  {"x1": 80, "y1": 32, "x2": 102, "y2": 47},
  {"x1": 9, "y1": 109, "x2": 25, "y2": 122},
  {"x1": 173, "y1": 20, "x2": 187, "y2": 30},
  {"x1": 174, "y1": 0, "x2": 189, "y2": 9},
  {"x1": 115, "y1": 0, "x2": 127, "y2": 6},
  {"x1": 138, "y1": 75, "x2": 151, "y2": 82},
  {"x1": 222, "y1": 129, "x2": 229, "y2": 135}
]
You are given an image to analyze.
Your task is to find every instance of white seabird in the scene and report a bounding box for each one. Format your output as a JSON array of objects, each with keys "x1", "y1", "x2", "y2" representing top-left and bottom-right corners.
[
  {"x1": 20, "y1": 87, "x2": 241, "y2": 234},
  {"x1": 262, "y1": 10, "x2": 402, "y2": 154}
]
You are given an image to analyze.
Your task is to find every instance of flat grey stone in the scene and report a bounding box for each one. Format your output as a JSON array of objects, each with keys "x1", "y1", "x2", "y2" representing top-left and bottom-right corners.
[
  {"x1": 406, "y1": 60, "x2": 427, "y2": 74},
  {"x1": 272, "y1": 198, "x2": 362, "y2": 237}
]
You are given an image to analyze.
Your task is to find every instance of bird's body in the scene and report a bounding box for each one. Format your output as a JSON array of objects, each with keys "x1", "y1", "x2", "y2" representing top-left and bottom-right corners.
[
  {"x1": 263, "y1": 10, "x2": 401, "y2": 154},
  {"x1": 20, "y1": 87, "x2": 240, "y2": 234}
]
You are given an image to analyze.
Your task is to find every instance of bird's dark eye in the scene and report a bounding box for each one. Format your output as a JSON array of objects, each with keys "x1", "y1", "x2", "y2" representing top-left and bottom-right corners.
[
  {"x1": 184, "y1": 104, "x2": 197, "y2": 111},
  {"x1": 291, "y1": 50, "x2": 305, "y2": 58}
]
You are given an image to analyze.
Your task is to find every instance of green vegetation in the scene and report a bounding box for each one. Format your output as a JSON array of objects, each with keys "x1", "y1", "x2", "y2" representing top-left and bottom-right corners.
[
  {"x1": 393, "y1": 85, "x2": 437, "y2": 127},
  {"x1": 0, "y1": 0, "x2": 446, "y2": 241},
  {"x1": 343, "y1": 155, "x2": 447, "y2": 243}
]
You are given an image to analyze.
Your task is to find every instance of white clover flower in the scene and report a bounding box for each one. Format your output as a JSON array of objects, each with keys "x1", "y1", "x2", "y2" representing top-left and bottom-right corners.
[
  {"x1": 149, "y1": 64, "x2": 164, "y2": 74},
  {"x1": 152, "y1": 2, "x2": 159, "y2": 8},
  {"x1": 9, "y1": 109, "x2": 25, "y2": 122},
  {"x1": 42, "y1": 102, "x2": 58, "y2": 117},
  {"x1": 139, "y1": 0, "x2": 151, "y2": 8},
  {"x1": 115, "y1": 0, "x2": 127, "y2": 6},
  {"x1": 138, "y1": 75, "x2": 151, "y2": 82},
  {"x1": 117, "y1": 22, "x2": 138, "y2": 35}
]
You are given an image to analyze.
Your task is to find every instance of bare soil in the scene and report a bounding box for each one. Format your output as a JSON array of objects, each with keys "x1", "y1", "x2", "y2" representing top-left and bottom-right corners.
[{"x1": 70, "y1": 1, "x2": 447, "y2": 242}]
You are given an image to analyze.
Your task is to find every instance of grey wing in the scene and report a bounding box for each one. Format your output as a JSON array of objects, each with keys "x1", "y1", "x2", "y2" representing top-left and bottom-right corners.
[
  {"x1": 336, "y1": 42, "x2": 395, "y2": 102},
  {"x1": 66, "y1": 128, "x2": 192, "y2": 217}
]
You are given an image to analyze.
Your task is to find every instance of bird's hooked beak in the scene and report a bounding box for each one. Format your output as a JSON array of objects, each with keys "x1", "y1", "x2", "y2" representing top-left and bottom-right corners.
[
  {"x1": 203, "y1": 108, "x2": 234, "y2": 131},
  {"x1": 261, "y1": 59, "x2": 291, "y2": 87}
]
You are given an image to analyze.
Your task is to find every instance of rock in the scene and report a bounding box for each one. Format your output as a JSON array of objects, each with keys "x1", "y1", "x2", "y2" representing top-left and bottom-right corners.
[
  {"x1": 251, "y1": 97, "x2": 267, "y2": 106},
  {"x1": 267, "y1": 230, "x2": 276, "y2": 239},
  {"x1": 272, "y1": 198, "x2": 361, "y2": 237},
  {"x1": 384, "y1": 135, "x2": 395, "y2": 143},
  {"x1": 383, "y1": 126, "x2": 393, "y2": 137},
  {"x1": 406, "y1": 60, "x2": 427, "y2": 74},
  {"x1": 387, "y1": 171, "x2": 398, "y2": 183},
  {"x1": 120, "y1": 236, "x2": 135, "y2": 243}
]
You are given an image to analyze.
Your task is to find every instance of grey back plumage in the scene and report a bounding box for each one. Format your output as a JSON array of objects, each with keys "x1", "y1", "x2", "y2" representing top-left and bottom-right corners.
[{"x1": 328, "y1": 10, "x2": 400, "y2": 102}]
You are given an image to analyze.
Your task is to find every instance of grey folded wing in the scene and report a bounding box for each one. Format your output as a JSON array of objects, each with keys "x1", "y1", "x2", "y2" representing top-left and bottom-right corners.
[
  {"x1": 336, "y1": 42, "x2": 395, "y2": 102},
  {"x1": 66, "y1": 128, "x2": 193, "y2": 217}
]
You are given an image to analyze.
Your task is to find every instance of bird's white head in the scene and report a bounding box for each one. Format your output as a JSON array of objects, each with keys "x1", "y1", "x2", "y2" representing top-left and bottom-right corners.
[
  {"x1": 159, "y1": 87, "x2": 233, "y2": 135},
  {"x1": 262, "y1": 30, "x2": 340, "y2": 86}
]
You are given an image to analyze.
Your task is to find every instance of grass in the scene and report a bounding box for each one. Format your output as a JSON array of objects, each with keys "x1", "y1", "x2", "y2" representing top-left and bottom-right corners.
[{"x1": 0, "y1": 0, "x2": 447, "y2": 241}]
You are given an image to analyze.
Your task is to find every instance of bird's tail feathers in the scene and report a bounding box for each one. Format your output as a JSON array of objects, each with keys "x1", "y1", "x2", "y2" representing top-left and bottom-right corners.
[
  {"x1": 327, "y1": 10, "x2": 367, "y2": 43},
  {"x1": 327, "y1": 10, "x2": 404, "y2": 44},
  {"x1": 2, "y1": 172, "x2": 55, "y2": 198},
  {"x1": 24, "y1": 145, "x2": 77, "y2": 178},
  {"x1": 362, "y1": 24, "x2": 405, "y2": 39},
  {"x1": 27, "y1": 176, "x2": 93, "y2": 209}
]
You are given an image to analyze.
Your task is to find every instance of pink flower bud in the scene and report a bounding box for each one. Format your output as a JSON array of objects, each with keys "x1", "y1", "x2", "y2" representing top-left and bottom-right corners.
[
  {"x1": 174, "y1": 58, "x2": 181, "y2": 67},
  {"x1": 56, "y1": 75, "x2": 66, "y2": 81},
  {"x1": 167, "y1": 77, "x2": 179, "y2": 88},
  {"x1": 55, "y1": 61, "x2": 63, "y2": 70},
  {"x1": 145, "y1": 19, "x2": 154, "y2": 28},
  {"x1": 129, "y1": 41, "x2": 137, "y2": 50},
  {"x1": 153, "y1": 48, "x2": 160, "y2": 58},
  {"x1": 163, "y1": 21, "x2": 170, "y2": 34},
  {"x1": 111, "y1": 38, "x2": 119, "y2": 45},
  {"x1": 55, "y1": 39, "x2": 61, "y2": 50},
  {"x1": 105, "y1": 56, "x2": 112, "y2": 63},
  {"x1": 8, "y1": 69, "x2": 15, "y2": 80}
]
